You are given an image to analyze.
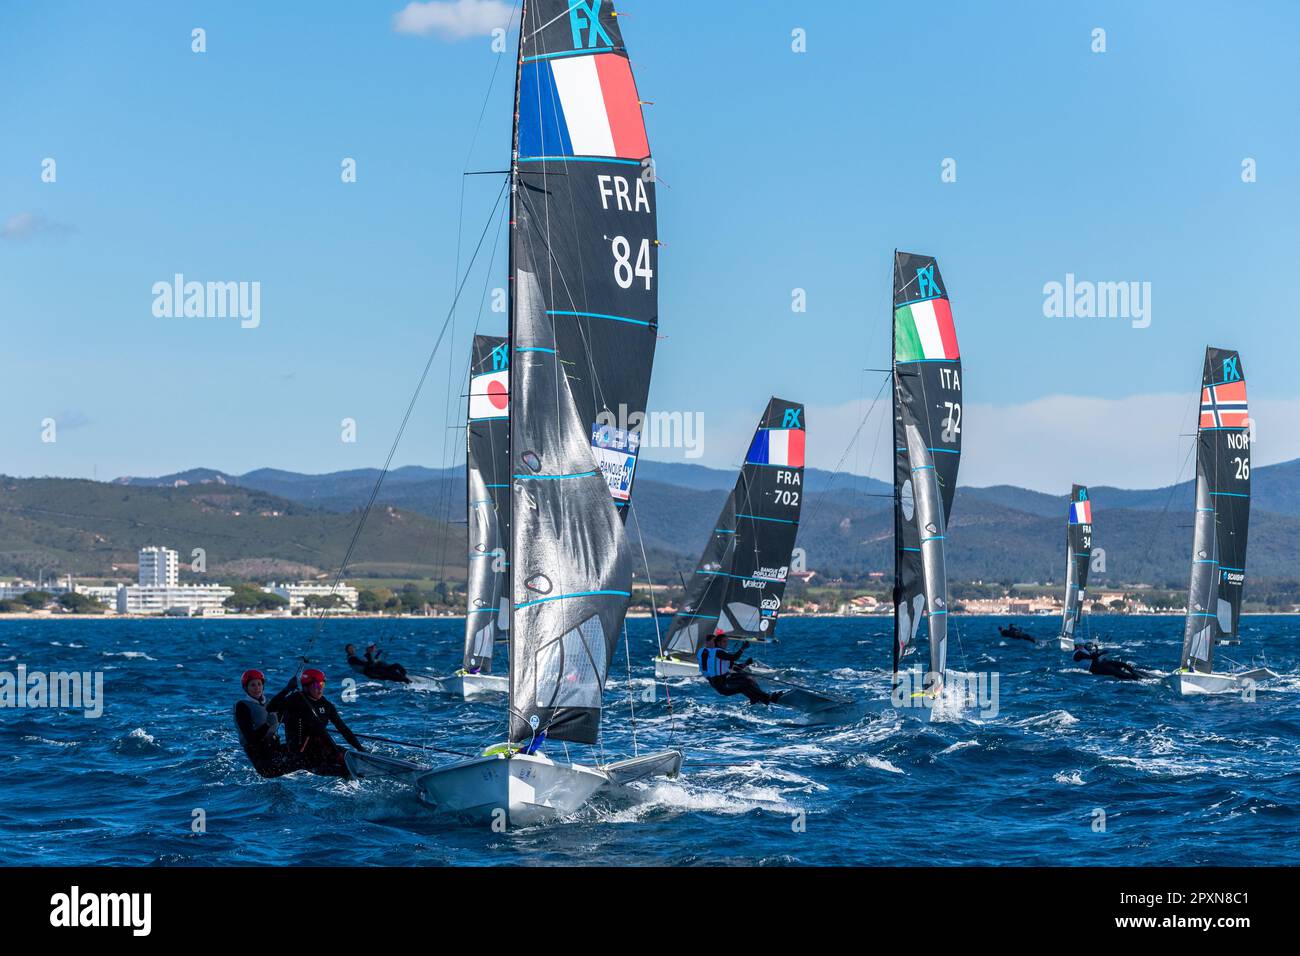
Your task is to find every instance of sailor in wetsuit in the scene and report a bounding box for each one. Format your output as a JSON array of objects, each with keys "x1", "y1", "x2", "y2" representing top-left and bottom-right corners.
[
  {"x1": 698, "y1": 630, "x2": 784, "y2": 706},
  {"x1": 233, "y1": 669, "x2": 304, "y2": 778},
  {"x1": 277, "y1": 668, "x2": 366, "y2": 776},
  {"x1": 999, "y1": 622, "x2": 1035, "y2": 643},
  {"x1": 1072, "y1": 642, "x2": 1145, "y2": 681},
  {"x1": 363, "y1": 643, "x2": 411, "y2": 684}
]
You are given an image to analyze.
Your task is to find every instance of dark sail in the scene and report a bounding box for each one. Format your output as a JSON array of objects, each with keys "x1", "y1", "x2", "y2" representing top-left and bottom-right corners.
[
  {"x1": 515, "y1": 0, "x2": 658, "y2": 517},
  {"x1": 663, "y1": 398, "x2": 806, "y2": 659},
  {"x1": 463, "y1": 335, "x2": 510, "y2": 673},
  {"x1": 1059, "y1": 484, "x2": 1092, "y2": 647},
  {"x1": 892, "y1": 252, "x2": 961, "y2": 685},
  {"x1": 1181, "y1": 347, "x2": 1250, "y2": 672},
  {"x1": 507, "y1": 0, "x2": 655, "y2": 744},
  {"x1": 508, "y1": 271, "x2": 633, "y2": 744}
]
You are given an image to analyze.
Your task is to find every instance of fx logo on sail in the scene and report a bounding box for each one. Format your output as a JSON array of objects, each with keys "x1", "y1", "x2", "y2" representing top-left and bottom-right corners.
[
  {"x1": 917, "y1": 264, "x2": 943, "y2": 299},
  {"x1": 491, "y1": 343, "x2": 509, "y2": 371},
  {"x1": 781, "y1": 408, "x2": 802, "y2": 429},
  {"x1": 1223, "y1": 356, "x2": 1241, "y2": 383},
  {"x1": 570, "y1": 1, "x2": 613, "y2": 49}
]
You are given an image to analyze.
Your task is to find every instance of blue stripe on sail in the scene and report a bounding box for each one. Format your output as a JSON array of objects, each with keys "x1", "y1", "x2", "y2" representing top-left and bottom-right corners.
[
  {"x1": 515, "y1": 346, "x2": 555, "y2": 354},
  {"x1": 1193, "y1": 559, "x2": 1219, "y2": 564},
  {"x1": 912, "y1": 465, "x2": 935, "y2": 472},
  {"x1": 1221, "y1": 566, "x2": 1245, "y2": 572},
  {"x1": 928, "y1": 447, "x2": 960, "y2": 454},
  {"x1": 922, "y1": 535, "x2": 945, "y2": 542},
  {"x1": 902, "y1": 547, "x2": 922, "y2": 552},
  {"x1": 486, "y1": 484, "x2": 510, "y2": 488},
  {"x1": 1189, "y1": 612, "x2": 1216, "y2": 618},
  {"x1": 737, "y1": 513, "x2": 796, "y2": 524},
  {"x1": 548, "y1": 310, "x2": 651, "y2": 327},
  {"x1": 523, "y1": 47, "x2": 626, "y2": 63},
  {"x1": 517, "y1": 62, "x2": 572, "y2": 159},
  {"x1": 675, "y1": 613, "x2": 718, "y2": 619},
  {"x1": 513, "y1": 471, "x2": 597, "y2": 481},
  {"x1": 895, "y1": 359, "x2": 957, "y2": 364},
  {"x1": 895, "y1": 294, "x2": 946, "y2": 307},
  {"x1": 1073, "y1": 552, "x2": 1091, "y2": 558},
  {"x1": 714, "y1": 529, "x2": 735, "y2": 534},
  {"x1": 516, "y1": 589, "x2": 631, "y2": 610},
  {"x1": 929, "y1": 610, "x2": 948, "y2": 616},
  {"x1": 1211, "y1": 492, "x2": 1250, "y2": 498}
]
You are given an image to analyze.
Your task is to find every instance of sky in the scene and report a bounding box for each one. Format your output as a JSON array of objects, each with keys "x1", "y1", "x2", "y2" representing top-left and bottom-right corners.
[{"x1": 2, "y1": 0, "x2": 1298, "y2": 493}]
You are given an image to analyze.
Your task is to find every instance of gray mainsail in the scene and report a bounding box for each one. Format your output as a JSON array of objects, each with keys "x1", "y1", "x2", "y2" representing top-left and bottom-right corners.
[
  {"x1": 1059, "y1": 484, "x2": 1092, "y2": 647},
  {"x1": 1180, "y1": 347, "x2": 1250, "y2": 672},
  {"x1": 508, "y1": 271, "x2": 633, "y2": 744},
  {"x1": 463, "y1": 335, "x2": 510, "y2": 673},
  {"x1": 892, "y1": 252, "x2": 961, "y2": 689}
]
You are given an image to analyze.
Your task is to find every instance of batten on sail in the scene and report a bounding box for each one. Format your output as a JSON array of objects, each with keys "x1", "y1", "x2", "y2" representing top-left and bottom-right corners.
[
  {"x1": 1059, "y1": 484, "x2": 1093, "y2": 651},
  {"x1": 892, "y1": 252, "x2": 962, "y2": 692},
  {"x1": 660, "y1": 399, "x2": 806, "y2": 671}
]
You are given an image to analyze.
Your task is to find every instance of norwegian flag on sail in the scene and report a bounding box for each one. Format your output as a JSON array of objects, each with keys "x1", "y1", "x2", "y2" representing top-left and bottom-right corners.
[{"x1": 1199, "y1": 380, "x2": 1248, "y2": 429}]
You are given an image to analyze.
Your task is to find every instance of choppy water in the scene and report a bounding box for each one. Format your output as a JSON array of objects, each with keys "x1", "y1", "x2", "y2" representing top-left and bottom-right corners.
[{"x1": 1, "y1": 615, "x2": 1298, "y2": 866}]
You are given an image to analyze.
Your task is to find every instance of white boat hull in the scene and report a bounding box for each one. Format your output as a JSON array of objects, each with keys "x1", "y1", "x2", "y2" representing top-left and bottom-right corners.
[
  {"x1": 653, "y1": 656, "x2": 701, "y2": 679},
  {"x1": 1059, "y1": 636, "x2": 1075, "y2": 652},
  {"x1": 1177, "y1": 668, "x2": 1276, "y2": 696},
  {"x1": 344, "y1": 751, "x2": 425, "y2": 782},
  {"x1": 411, "y1": 672, "x2": 510, "y2": 698},
  {"x1": 414, "y1": 749, "x2": 682, "y2": 828}
]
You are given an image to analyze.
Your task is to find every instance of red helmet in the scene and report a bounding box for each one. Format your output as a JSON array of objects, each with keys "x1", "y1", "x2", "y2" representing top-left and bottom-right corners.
[
  {"x1": 301, "y1": 668, "x2": 326, "y2": 688},
  {"x1": 241, "y1": 669, "x2": 265, "y2": 689},
  {"x1": 713, "y1": 628, "x2": 726, "y2": 637}
]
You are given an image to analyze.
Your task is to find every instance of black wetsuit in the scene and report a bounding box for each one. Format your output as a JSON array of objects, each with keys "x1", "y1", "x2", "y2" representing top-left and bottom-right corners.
[
  {"x1": 700, "y1": 646, "x2": 776, "y2": 706},
  {"x1": 277, "y1": 681, "x2": 365, "y2": 776},
  {"x1": 233, "y1": 691, "x2": 305, "y2": 778},
  {"x1": 999, "y1": 625, "x2": 1035, "y2": 643},
  {"x1": 1073, "y1": 646, "x2": 1144, "y2": 681},
  {"x1": 363, "y1": 649, "x2": 410, "y2": 684}
]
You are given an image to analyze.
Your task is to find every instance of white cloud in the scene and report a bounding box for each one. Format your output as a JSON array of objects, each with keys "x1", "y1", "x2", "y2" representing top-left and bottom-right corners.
[
  {"x1": 393, "y1": 0, "x2": 516, "y2": 40},
  {"x1": 646, "y1": 392, "x2": 1300, "y2": 494},
  {"x1": 1, "y1": 211, "x2": 74, "y2": 241}
]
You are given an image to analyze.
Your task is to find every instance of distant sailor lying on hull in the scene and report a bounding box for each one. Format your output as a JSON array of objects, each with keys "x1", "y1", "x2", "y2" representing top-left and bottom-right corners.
[
  {"x1": 1072, "y1": 642, "x2": 1146, "y2": 681},
  {"x1": 698, "y1": 630, "x2": 785, "y2": 706}
]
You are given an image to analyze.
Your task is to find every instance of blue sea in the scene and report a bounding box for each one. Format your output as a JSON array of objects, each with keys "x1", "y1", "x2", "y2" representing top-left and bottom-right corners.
[{"x1": 1, "y1": 615, "x2": 1297, "y2": 866}]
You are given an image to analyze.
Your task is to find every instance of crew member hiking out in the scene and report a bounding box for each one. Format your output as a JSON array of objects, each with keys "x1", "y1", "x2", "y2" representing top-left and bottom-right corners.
[
  {"x1": 277, "y1": 668, "x2": 366, "y2": 776},
  {"x1": 697, "y1": 630, "x2": 785, "y2": 706},
  {"x1": 233, "y1": 669, "x2": 303, "y2": 778}
]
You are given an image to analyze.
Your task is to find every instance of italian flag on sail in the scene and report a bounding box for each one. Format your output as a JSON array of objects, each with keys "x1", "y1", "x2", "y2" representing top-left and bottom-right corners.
[{"x1": 894, "y1": 297, "x2": 959, "y2": 362}]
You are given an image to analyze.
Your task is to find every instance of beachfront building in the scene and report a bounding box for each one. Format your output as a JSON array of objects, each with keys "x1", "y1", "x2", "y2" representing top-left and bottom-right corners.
[
  {"x1": 138, "y1": 546, "x2": 180, "y2": 587},
  {"x1": 117, "y1": 584, "x2": 232, "y2": 616},
  {"x1": 268, "y1": 581, "x2": 359, "y2": 611}
]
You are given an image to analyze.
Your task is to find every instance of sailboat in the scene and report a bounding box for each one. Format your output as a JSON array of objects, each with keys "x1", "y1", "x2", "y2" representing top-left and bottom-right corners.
[
  {"x1": 410, "y1": 0, "x2": 681, "y2": 825},
  {"x1": 891, "y1": 251, "x2": 961, "y2": 701},
  {"x1": 654, "y1": 398, "x2": 807, "y2": 679},
  {"x1": 1058, "y1": 484, "x2": 1092, "y2": 651},
  {"x1": 437, "y1": 335, "x2": 512, "y2": 698},
  {"x1": 1175, "y1": 347, "x2": 1275, "y2": 695}
]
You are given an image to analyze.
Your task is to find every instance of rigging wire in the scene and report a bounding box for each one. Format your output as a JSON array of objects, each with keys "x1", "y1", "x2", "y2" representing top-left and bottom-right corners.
[{"x1": 299, "y1": 177, "x2": 510, "y2": 663}]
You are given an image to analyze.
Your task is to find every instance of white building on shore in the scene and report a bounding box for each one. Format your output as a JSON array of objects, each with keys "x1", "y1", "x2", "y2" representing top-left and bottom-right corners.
[
  {"x1": 115, "y1": 546, "x2": 231, "y2": 615},
  {"x1": 138, "y1": 546, "x2": 180, "y2": 587},
  {"x1": 268, "y1": 582, "x2": 359, "y2": 611}
]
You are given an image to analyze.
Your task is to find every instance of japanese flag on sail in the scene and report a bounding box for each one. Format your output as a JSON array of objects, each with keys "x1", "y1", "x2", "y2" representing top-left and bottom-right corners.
[
  {"x1": 469, "y1": 371, "x2": 509, "y2": 420},
  {"x1": 1069, "y1": 500, "x2": 1092, "y2": 525},
  {"x1": 748, "y1": 428, "x2": 805, "y2": 468}
]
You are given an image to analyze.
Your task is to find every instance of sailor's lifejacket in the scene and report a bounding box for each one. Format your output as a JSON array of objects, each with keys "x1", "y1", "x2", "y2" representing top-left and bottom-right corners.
[
  {"x1": 697, "y1": 647, "x2": 731, "y2": 679},
  {"x1": 235, "y1": 694, "x2": 277, "y2": 747}
]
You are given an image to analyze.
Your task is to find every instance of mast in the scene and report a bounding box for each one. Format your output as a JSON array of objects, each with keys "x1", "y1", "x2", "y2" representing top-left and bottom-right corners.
[
  {"x1": 663, "y1": 398, "x2": 805, "y2": 659},
  {"x1": 1181, "y1": 347, "x2": 1250, "y2": 672},
  {"x1": 1059, "y1": 484, "x2": 1092, "y2": 647},
  {"x1": 891, "y1": 252, "x2": 961, "y2": 691}
]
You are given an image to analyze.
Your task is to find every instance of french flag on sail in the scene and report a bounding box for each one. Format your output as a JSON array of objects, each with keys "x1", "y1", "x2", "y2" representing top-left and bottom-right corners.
[
  {"x1": 518, "y1": 53, "x2": 649, "y2": 160},
  {"x1": 748, "y1": 429, "x2": 805, "y2": 468},
  {"x1": 1070, "y1": 500, "x2": 1092, "y2": 525}
]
